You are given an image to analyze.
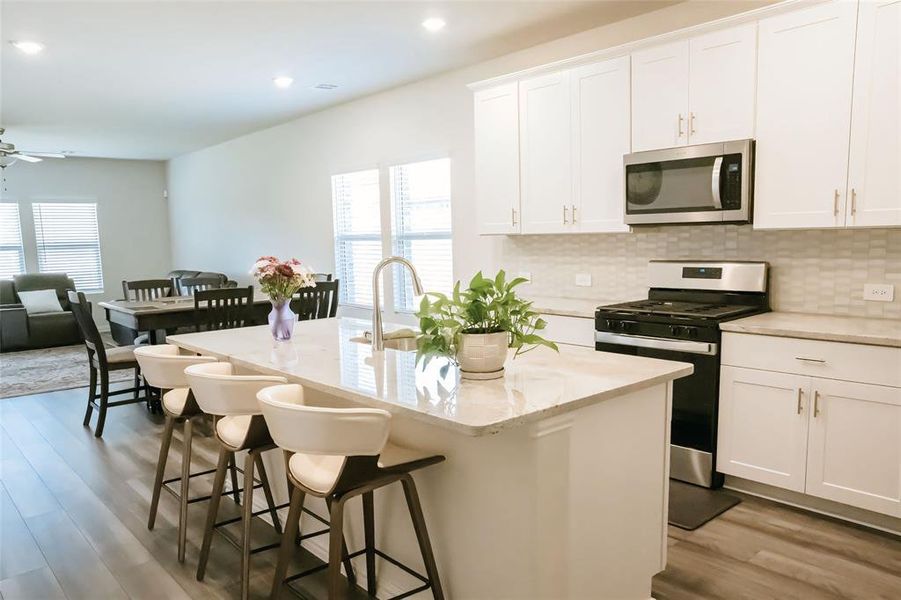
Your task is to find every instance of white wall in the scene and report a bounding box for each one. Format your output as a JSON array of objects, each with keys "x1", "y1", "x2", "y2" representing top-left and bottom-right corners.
[
  {"x1": 2, "y1": 157, "x2": 170, "y2": 323},
  {"x1": 167, "y1": 1, "x2": 771, "y2": 321}
]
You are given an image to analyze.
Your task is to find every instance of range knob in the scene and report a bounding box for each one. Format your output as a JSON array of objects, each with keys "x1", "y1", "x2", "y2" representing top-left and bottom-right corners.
[
  {"x1": 605, "y1": 319, "x2": 619, "y2": 330},
  {"x1": 669, "y1": 325, "x2": 685, "y2": 337},
  {"x1": 685, "y1": 327, "x2": 699, "y2": 339},
  {"x1": 622, "y1": 321, "x2": 637, "y2": 333}
]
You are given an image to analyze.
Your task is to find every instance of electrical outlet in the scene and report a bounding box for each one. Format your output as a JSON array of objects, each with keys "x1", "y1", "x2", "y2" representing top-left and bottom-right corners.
[
  {"x1": 863, "y1": 283, "x2": 894, "y2": 302},
  {"x1": 575, "y1": 273, "x2": 592, "y2": 287}
]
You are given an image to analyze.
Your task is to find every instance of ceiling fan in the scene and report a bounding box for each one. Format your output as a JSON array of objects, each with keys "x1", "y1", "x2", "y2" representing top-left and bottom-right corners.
[{"x1": 0, "y1": 128, "x2": 66, "y2": 168}]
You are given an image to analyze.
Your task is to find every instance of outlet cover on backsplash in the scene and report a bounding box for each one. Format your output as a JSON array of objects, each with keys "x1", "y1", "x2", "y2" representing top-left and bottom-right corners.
[
  {"x1": 864, "y1": 283, "x2": 895, "y2": 302},
  {"x1": 575, "y1": 273, "x2": 592, "y2": 287},
  {"x1": 503, "y1": 225, "x2": 901, "y2": 320}
]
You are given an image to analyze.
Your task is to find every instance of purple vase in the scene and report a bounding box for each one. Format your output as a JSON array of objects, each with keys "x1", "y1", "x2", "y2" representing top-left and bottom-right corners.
[{"x1": 268, "y1": 300, "x2": 296, "y2": 341}]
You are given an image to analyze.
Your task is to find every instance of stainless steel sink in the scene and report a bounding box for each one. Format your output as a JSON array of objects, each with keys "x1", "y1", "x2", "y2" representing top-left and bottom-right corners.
[{"x1": 350, "y1": 335, "x2": 418, "y2": 352}]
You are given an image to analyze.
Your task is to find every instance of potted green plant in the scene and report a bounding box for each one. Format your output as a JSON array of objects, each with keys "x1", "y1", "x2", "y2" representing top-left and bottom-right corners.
[{"x1": 415, "y1": 270, "x2": 558, "y2": 379}]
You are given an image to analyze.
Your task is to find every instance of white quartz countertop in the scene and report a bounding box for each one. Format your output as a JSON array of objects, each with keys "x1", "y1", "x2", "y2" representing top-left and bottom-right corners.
[
  {"x1": 720, "y1": 311, "x2": 901, "y2": 348},
  {"x1": 167, "y1": 317, "x2": 693, "y2": 436},
  {"x1": 527, "y1": 295, "x2": 611, "y2": 319}
]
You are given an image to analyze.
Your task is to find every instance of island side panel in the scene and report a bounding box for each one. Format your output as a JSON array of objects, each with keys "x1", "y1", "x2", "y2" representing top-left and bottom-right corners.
[{"x1": 258, "y1": 382, "x2": 671, "y2": 599}]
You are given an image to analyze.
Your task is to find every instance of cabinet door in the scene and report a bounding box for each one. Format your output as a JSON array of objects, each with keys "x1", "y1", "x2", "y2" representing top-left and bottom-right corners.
[
  {"x1": 717, "y1": 366, "x2": 810, "y2": 492},
  {"x1": 519, "y1": 71, "x2": 572, "y2": 234},
  {"x1": 754, "y1": 1, "x2": 858, "y2": 230},
  {"x1": 571, "y1": 56, "x2": 631, "y2": 233},
  {"x1": 631, "y1": 41, "x2": 689, "y2": 152},
  {"x1": 688, "y1": 23, "x2": 757, "y2": 145},
  {"x1": 806, "y1": 379, "x2": 901, "y2": 517},
  {"x1": 846, "y1": 0, "x2": 901, "y2": 228},
  {"x1": 474, "y1": 83, "x2": 521, "y2": 235}
]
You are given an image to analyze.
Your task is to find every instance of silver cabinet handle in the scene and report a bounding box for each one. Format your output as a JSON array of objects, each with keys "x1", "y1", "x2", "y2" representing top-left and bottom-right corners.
[
  {"x1": 690, "y1": 112, "x2": 696, "y2": 135},
  {"x1": 571, "y1": 204, "x2": 577, "y2": 223},
  {"x1": 813, "y1": 390, "x2": 821, "y2": 417},
  {"x1": 834, "y1": 189, "x2": 840, "y2": 215},
  {"x1": 511, "y1": 207, "x2": 517, "y2": 226},
  {"x1": 851, "y1": 188, "x2": 857, "y2": 216},
  {"x1": 797, "y1": 388, "x2": 804, "y2": 415},
  {"x1": 795, "y1": 356, "x2": 826, "y2": 363},
  {"x1": 677, "y1": 113, "x2": 685, "y2": 137},
  {"x1": 563, "y1": 205, "x2": 569, "y2": 224}
]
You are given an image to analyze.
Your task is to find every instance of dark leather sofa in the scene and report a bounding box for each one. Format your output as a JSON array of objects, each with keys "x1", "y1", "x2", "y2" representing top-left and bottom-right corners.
[{"x1": 0, "y1": 273, "x2": 83, "y2": 352}]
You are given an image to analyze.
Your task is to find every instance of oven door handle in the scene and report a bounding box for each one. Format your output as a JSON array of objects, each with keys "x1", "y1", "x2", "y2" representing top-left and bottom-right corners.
[
  {"x1": 711, "y1": 156, "x2": 723, "y2": 209},
  {"x1": 595, "y1": 331, "x2": 719, "y2": 356}
]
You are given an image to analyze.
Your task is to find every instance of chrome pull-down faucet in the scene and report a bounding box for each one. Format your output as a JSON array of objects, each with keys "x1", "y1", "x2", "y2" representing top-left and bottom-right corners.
[{"x1": 371, "y1": 256, "x2": 424, "y2": 351}]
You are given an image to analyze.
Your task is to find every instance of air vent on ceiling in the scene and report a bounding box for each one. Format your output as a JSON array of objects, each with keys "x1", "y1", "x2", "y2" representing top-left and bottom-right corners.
[{"x1": 313, "y1": 83, "x2": 338, "y2": 90}]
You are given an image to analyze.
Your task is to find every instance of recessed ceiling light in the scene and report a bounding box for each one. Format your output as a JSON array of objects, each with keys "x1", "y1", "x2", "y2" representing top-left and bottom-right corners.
[
  {"x1": 11, "y1": 40, "x2": 44, "y2": 55},
  {"x1": 422, "y1": 17, "x2": 446, "y2": 33},
  {"x1": 273, "y1": 76, "x2": 294, "y2": 89}
]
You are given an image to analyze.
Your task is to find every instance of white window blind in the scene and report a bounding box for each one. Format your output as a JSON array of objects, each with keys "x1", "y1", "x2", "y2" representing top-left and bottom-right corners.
[
  {"x1": 0, "y1": 204, "x2": 26, "y2": 279},
  {"x1": 332, "y1": 169, "x2": 382, "y2": 306},
  {"x1": 390, "y1": 158, "x2": 452, "y2": 312},
  {"x1": 32, "y1": 202, "x2": 104, "y2": 292}
]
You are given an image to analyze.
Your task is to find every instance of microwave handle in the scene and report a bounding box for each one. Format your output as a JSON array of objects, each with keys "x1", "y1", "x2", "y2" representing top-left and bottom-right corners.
[{"x1": 711, "y1": 156, "x2": 723, "y2": 209}]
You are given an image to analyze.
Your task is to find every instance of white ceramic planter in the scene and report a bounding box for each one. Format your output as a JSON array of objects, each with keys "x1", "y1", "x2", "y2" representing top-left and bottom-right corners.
[{"x1": 456, "y1": 331, "x2": 508, "y2": 379}]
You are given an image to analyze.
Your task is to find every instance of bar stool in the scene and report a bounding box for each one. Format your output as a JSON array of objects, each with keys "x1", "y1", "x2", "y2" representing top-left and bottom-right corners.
[
  {"x1": 184, "y1": 362, "x2": 290, "y2": 600},
  {"x1": 134, "y1": 344, "x2": 220, "y2": 562},
  {"x1": 257, "y1": 383, "x2": 446, "y2": 600}
]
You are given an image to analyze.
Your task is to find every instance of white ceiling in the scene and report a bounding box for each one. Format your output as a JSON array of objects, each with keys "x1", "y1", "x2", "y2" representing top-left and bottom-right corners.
[{"x1": 1, "y1": 1, "x2": 672, "y2": 160}]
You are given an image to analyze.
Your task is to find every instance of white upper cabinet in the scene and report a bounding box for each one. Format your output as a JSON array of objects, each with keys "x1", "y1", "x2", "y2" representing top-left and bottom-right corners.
[
  {"x1": 474, "y1": 82, "x2": 521, "y2": 234},
  {"x1": 754, "y1": 1, "x2": 858, "y2": 230},
  {"x1": 687, "y1": 23, "x2": 757, "y2": 145},
  {"x1": 631, "y1": 41, "x2": 689, "y2": 152},
  {"x1": 519, "y1": 71, "x2": 573, "y2": 234},
  {"x1": 806, "y1": 378, "x2": 901, "y2": 517},
  {"x1": 846, "y1": 0, "x2": 901, "y2": 228},
  {"x1": 570, "y1": 56, "x2": 631, "y2": 233}
]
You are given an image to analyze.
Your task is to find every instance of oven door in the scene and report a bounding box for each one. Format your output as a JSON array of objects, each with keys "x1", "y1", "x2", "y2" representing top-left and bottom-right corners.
[
  {"x1": 595, "y1": 331, "x2": 722, "y2": 488},
  {"x1": 623, "y1": 139, "x2": 752, "y2": 225}
]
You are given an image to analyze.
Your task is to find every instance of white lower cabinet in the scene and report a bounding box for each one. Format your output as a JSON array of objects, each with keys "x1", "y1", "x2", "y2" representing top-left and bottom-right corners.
[
  {"x1": 718, "y1": 366, "x2": 810, "y2": 492},
  {"x1": 719, "y1": 334, "x2": 901, "y2": 517},
  {"x1": 806, "y1": 378, "x2": 901, "y2": 516}
]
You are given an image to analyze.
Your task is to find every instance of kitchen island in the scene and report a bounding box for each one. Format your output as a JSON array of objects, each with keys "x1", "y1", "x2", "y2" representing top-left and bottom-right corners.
[{"x1": 167, "y1": 317, "x2": 692, "y2": 599}]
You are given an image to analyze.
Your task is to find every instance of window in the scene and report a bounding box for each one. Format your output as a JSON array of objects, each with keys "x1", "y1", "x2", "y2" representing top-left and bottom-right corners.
[
  {"x1": 332, "y1": 170, "x2": 382, "y2": 306},
  {"x1": 32, "y1": 203, "x2": 104, "y2": 292},
  {"x1": 0, "y1": 204, "x2": 26, "y2": 279},
  {"x1": 390, "y1": 158, "x2": 452, "y2": 312}
]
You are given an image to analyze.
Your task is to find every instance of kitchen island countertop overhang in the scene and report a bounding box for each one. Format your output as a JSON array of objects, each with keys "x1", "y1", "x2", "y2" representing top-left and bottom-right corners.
[{"x1": 166, "y1": 317, "x2": 694, "y2": 436}]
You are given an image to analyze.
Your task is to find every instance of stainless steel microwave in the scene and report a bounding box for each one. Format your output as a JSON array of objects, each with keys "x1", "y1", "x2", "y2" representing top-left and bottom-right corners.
[{"x1": 623, "y1": 139, "x2": 754, "y2": 225}]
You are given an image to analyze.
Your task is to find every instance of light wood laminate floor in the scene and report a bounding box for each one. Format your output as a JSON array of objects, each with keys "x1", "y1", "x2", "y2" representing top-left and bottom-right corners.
[{"x1": 0, "y1": 387, "x2": 899, "y2": 599}]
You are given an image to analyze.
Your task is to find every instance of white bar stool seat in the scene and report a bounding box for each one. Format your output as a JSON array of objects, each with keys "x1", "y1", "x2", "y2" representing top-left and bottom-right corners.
[
  {"x1": 133, "y1": 344, "x2": 218, "y2": 563},
  {"x1": 258, "y1": 383, "x2": 445, "y2": 600}
]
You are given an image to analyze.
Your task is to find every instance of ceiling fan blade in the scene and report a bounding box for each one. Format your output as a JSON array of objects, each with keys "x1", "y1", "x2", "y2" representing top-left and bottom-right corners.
[
  {"x1": 20, "y1": 151, "x2": 65, "y2": 158},
  {"x1": 15, "y1": 154, "x2": 43, "y2": 163}
]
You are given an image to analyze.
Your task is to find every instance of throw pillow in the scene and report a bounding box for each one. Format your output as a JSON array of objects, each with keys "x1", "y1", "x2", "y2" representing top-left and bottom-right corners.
[{"x1": 18, "y1": 289, "x2": 64, "y2": 315}]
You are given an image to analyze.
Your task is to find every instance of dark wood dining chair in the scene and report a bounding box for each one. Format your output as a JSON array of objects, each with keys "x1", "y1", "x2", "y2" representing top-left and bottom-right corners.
[
  {"x1": 194, "y1": 286, "x2": 254, "y2": 331},
  {"x1": 177, "y1": 276, "x2": 223, "y2": 296},
  {"x1": 68, "y1": 291, "x2": 150, "y2": 438},
  {"x1": 313, "y1": 273, "x2": 333, "y2": 282},
  {"x1": 122, "y1": 278, "x2": 176, "y2": 301},
  {"x1": 293, "y1": 280, "x2": 340, "y2": 320}
]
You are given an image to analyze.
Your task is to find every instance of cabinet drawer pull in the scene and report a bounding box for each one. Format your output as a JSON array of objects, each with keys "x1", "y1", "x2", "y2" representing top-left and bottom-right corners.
[
  {"x1": 677, "y1": 113, "x2": 685, "y2": 137},
  {"x1": 512, "y1": 207, "x2": 517, "y2": 226},
  {"x1": 689, "y1": 112, "x2": 696, "y2": 135},
  {"x1": 833, "y1": 189, "x2": 840, "y2": 215},
  {"x1": 571, "y1": 204, "x2": 577, "y2": 223},
  {"x1": 851, "y1": 188, "x2": 857, "y2": 216},
  {"x1": 563, "y1": 205, "x2": 569, "y2": 225},
  {"x1": 813, "y1": 390, "x2": 821, "y2": 417},
  {"x1": 795, "y1": 356, "x2": 826, "y2": 363},
  {"x1": 797, "y1": 388, "x2": 803, "y2": 414}
]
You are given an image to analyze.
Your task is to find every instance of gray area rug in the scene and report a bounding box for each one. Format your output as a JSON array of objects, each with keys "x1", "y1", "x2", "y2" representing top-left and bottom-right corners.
[{"x1": 0, "y1": 344, "x2": 133, "y2": 399}]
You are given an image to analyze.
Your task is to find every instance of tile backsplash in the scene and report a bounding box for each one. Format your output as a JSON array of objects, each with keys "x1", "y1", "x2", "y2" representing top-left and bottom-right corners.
[{"x1": 503, "y1": 226, "x2": 901, "y2": 320}]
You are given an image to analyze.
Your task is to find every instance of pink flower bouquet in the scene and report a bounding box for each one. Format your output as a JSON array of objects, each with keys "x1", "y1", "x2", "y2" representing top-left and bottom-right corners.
[{"x1": 251, "y1": 256, "x2": 316, "y2": 303}]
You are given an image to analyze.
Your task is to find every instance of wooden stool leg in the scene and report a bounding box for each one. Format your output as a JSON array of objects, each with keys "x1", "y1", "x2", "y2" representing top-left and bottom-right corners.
[
  {"x1": 197, "y1": 446, "x2": 230, "y2": 581},
  {"x1": 94, "y1": 368, "x2": 110, "y2": 438},
  {"x1": 327, "y1": 495, "x2": 348, "y2": 599},
  {"x1": 401, "y1": 475, "x2": 444, "y2": 600},
  {"x1": 83, "y1": 366, "x2": 97, "y2": 426},
  {"x1": 326, "y1": 496, "x2": 356, "y2": 587},
  {"x1": 148, "y1": 415, "x2": 177, "y2": 530},
  {"x1": 362, "y1": 491, "x2": 377, "y2": 596},
  {"x1": 133, "y1": 368, "x2": 140, "y2": 401},
  {"x1": 177, "y1": 417, "x2": 194, "y2": 563},
  {"x1": 255, "y1": 453, "x2": 282, "y2": 534},
  {"x1": 270, "y1": 486, "x2": 304, "y2": 600},
  {"x1": 241, "y1": 450, "x2": 256, "y2": 600},
  {"x1": 228, "y1": 454, "x2": 241, "y2": 504}
]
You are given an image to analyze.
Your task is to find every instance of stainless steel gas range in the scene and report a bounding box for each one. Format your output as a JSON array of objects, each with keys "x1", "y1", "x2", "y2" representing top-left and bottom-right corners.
[{"x1": 595, "y1": 260, "x2": 770, "y2": 488}]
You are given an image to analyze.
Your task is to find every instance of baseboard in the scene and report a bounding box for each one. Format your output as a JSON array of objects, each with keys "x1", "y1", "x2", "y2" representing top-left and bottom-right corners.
[{"x1": 724, "y1": 476, "x2": 901, "y2": 536}]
